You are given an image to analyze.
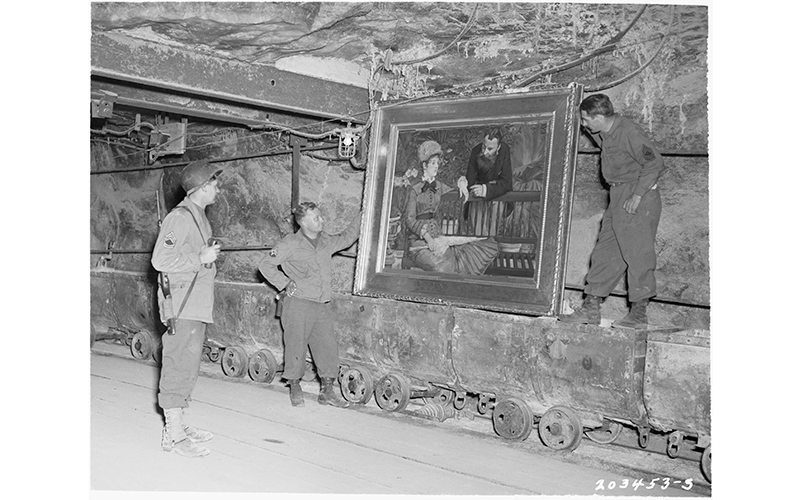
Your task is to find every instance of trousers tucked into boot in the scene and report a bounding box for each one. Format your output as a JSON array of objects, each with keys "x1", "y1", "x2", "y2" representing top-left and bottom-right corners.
[
  {"x1": 615, "y1": 299, "x2": 649, "y2": 329},
  {"x1": 558, "y1": 295, "x2": 602, "y2": 325},
  {"x1": 161, "y1": 407, "x2": 210, "y2": 458},
  {"x1": 318, "y1": 377, "x2": 351, "y2": 408}
]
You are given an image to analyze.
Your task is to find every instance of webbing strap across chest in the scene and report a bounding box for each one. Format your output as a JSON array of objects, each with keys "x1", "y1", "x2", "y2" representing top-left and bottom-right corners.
[{"x1": 169, "y1": 206, "x2": 207, "y2": 321}]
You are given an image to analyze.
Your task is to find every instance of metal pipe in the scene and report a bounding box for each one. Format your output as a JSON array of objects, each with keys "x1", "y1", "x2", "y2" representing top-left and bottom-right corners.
[
  {"x1": 88, "y1": 255, "x2": 707, "y2": 308},
  {"x1": 578, "y1": 148, "x2": 708, "y2": 157},
  {"x1": 89, "y1": 247, "x2": 358, "y2": 257},
  {"x1": 563, "y1": 283, "x2": 709, "y2": 309},
  {"x1": 291, "y1": 136, "x2": 302, "y2": 210}
]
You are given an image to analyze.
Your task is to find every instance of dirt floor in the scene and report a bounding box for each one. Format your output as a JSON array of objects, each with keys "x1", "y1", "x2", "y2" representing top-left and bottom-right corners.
[{"x1": 87, "y1": 340, "x2": 711, "y2": 498}]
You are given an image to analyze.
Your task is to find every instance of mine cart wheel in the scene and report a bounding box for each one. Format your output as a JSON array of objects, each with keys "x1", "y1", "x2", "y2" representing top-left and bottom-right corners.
[
  {"x1": 423, "y1": 387, "x2": 456, "y2": 406},
  {"x1": 130, "y1": 330, "x2": 156, "y2": 361},
  {"x1": 584, "y1": 420, "x2": 623, "y2": 445},
  {"x1": 492, "y1": 397, "x2": 534, "y2": 441},
  {"x1": 374, "y1": 373, "x2": 411, "y2": 412},
  {"x1": 340, "y1": 366, "x2": 374, "y2": 405},
  {"x1": 337, "y1": 365, "x2": 349, "y2": 385},
  {"x1": 222, "y1": 346, "x2": 248, "y2": 378},
  {"x1": 206, "y1": 347, "x2": 222, "y2": 363},
  {"x1": 701, "y1": 445, "x2": 712, "y2": 483},
  {"x1": 248, "y1": 349, "x2": 278, "y2": 384},
  {"x1": 538, "y1": 405, "x2": 583, "y2": 451}
]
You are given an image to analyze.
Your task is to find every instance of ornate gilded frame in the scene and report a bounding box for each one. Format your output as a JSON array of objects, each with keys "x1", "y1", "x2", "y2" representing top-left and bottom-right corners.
[{"x1": 354, "y1": 84, "x2": 582, "y2": 316}]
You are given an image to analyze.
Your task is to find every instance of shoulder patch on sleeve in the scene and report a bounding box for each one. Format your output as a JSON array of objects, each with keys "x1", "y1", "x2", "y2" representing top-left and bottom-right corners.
[
  {"x1": 163, "y1": 231, "x2": 176, "y2": 248},
  {"x1": 642, "y1": 144, "x2": 656, "y2": 161}
]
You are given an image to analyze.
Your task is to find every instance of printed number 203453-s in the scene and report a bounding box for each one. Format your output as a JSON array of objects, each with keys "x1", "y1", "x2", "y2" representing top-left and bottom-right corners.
[{"x1": 595, "y1": 478, "x2": 694, "y2": 491}]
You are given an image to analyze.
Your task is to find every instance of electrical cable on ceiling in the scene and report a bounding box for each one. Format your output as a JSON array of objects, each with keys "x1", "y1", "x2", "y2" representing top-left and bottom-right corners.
[
  {"x1": 93, "y1": 118, "x2": 331, "y2": 163},
  {"x1": 92, "y1": 104, "x2": 373, "y2": 163},
  {"x1": 304, "y1": 151, "x2": 348, "y2": 162},
  {"x1": 381, "y1": 3, "x2": 479, "y2": 69},
  {"x1": 90, "y1": 138, "x2": 147, "y2": 151},
  {"x1": 515, "y1": 5, "x2": 647, "y2": 88},
  {"x1": 585, "y1": 5, "x2": 675, "y2": 92},
  {"x1": 90, "y1": 5, "x2": 684, "y2": 166},
  {"x1": 90, "y1": 120, "x2": 157, "y2": 137}
]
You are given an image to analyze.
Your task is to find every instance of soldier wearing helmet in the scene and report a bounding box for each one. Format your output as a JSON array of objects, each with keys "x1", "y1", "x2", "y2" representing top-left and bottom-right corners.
[{"x1": 151, "y1": 159, "x2": 223, "y2": 458}]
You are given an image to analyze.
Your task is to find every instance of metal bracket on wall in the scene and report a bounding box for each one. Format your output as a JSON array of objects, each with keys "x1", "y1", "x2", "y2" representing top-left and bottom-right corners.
[
  {"x1": 148, "y1": 118, "x2": 188, "y2": 164},
  {"x1": 91, "y1": 91, "x2": 117, "y2": 119}
]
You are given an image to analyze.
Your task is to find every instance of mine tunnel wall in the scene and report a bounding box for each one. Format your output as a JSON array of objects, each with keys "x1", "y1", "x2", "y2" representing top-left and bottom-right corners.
[{"x1": 90, "y1": 20, "x2": 710, "y2": 377}]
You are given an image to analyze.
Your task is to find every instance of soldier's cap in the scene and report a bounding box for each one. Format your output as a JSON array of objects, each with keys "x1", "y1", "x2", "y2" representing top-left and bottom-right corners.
[{"x1": 180, "y1": 160, "x2": 223, "y2": 194}]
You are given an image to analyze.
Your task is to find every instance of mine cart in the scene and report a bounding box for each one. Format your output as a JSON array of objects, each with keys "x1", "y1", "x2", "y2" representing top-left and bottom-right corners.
[{"x1": 643, "y1": 328, "x2": 711, "y2": 480}]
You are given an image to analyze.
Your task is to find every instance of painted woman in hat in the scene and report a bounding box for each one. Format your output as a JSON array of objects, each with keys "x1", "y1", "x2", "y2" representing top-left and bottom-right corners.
[{"x1": 403, "y1": 140, "x2": 498, "y2": 274}]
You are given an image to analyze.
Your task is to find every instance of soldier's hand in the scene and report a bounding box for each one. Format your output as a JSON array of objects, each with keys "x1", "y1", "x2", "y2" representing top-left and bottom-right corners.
[
  {"x1": 623, "y1": 194, "x2": 642, "y2": 214},
  {"x1": 286, "y1": 280, "x2": 297, "y2": 295},
  {"x1": 200, "y1": 242, "x2": 221, "y2": 264}
]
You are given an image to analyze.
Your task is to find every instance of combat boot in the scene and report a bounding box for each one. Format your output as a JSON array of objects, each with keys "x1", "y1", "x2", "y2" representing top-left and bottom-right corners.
[
  {"x1": 288, "y1": 379, "x2": 305, "y2": 407},
  {"x1": 558, "y1": 295, "x2": 602, "y2": 325},
  {"x1": 615, "y1": 300, "x2": 649, "y2": 329},
  {"x1": 182, "y1": 408, "x2": 213, "y2": 444},
  {"x1": 161, "y1": 407, "x2": 210, "y2": 458},
  {"x1": 318, "y1": 377, "x2": 352, "y2": 408}
]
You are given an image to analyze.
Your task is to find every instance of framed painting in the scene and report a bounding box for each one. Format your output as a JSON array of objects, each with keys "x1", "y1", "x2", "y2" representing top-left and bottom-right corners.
[{"x1": 354, "y1": 84, "x2": 583, "y2": 316}]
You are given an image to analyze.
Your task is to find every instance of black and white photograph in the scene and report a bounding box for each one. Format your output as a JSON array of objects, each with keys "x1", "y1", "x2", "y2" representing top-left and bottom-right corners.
[
  {"x1": 12, "y1": 1, "x2": 797, "y2": 498},
  {"x1": 86, "y1": 1, "x2": 713, "y2": 497}
]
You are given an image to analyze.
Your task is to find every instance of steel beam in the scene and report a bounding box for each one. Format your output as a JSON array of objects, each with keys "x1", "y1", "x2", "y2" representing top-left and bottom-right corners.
[
  {"x1": 91, "y1": 32, "x2": 370, "y2": 124},
  {"x1": 90, "y1": 80, "x2": 318, "y2": 129}
]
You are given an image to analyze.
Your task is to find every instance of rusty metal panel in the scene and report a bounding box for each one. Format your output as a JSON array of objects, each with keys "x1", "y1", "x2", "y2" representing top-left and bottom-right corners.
[
  {"x1": 450, "y1": 309, "x2": 546, "y2": 398},
  {"x1": 335, "y1": 298, "x2": 454, "y2": 385},
  {"x1": 90, "y1": 270, "x2": 158, "y2": 334},
  {"x1": 644, "y1": 329, "x2": 710, "y2": 434},
  {"x1": 536, "y1": 325, "x2": 648, "y2": 423},
  {"x1": 91, "y1": 32, "x2": 369, "y2": 122},
  {"x1": 209, "y1": 282, "x2": 284, "y2": 352}
]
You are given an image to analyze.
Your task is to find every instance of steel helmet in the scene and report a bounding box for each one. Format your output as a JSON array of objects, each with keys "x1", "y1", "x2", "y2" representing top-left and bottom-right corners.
[
  {"x1": 417, "y1": 140, "x2": 442, "y2": 163},
  {"x1": 180, "y1": 160, "x2": 223, "y2": 194}
]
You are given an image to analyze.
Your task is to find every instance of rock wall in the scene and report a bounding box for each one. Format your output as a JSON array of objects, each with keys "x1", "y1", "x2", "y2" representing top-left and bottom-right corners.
[{"x1": 90, "y1": 3, "x2": 709, "y2": 330}]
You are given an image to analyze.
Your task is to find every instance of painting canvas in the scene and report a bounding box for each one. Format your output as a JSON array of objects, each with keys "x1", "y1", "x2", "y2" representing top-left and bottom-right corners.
[{"x1": 354, "y1": 85, "x2": 583, "y2": 316}]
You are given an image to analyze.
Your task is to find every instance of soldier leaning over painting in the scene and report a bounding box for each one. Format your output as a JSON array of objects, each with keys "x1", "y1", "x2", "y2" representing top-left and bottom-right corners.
[{"x1": 559, "y1": 93, "x2": 666, "y2": 329}]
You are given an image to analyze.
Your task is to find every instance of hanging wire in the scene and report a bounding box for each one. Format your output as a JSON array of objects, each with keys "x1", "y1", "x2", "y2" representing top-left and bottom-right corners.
[
  {"x1": 380, "y1": 3, "x2": 479, "y2": 69},
  {"x1": 90, "y1": 4, "x2": 684, "y2": 167},
  {"x1": 515, "y1": 5, "x2": 647, "y2": 88},
  {"x1": 90, "y1": 120, "x2": 157, "y2": 137},
  {"x1": 585, "y1": 6, "x2": 675, "y2": 92}
]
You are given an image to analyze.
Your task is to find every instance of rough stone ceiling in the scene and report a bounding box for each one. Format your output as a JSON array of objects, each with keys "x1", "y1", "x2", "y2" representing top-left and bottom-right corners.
[{"x1": 91, "y1": 2, "x2": 707, "y2": 96}]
